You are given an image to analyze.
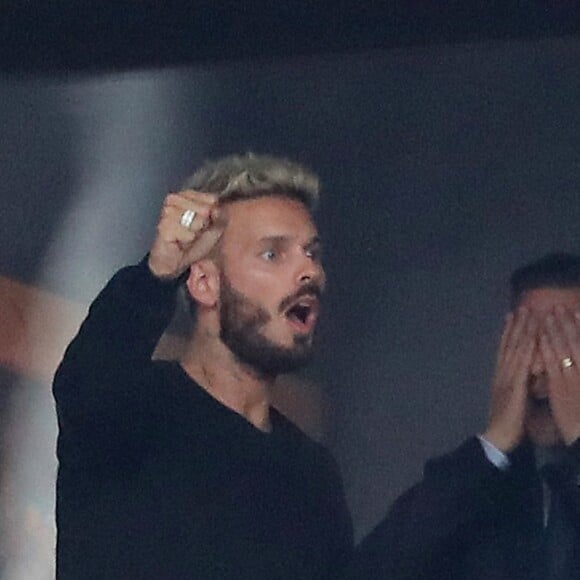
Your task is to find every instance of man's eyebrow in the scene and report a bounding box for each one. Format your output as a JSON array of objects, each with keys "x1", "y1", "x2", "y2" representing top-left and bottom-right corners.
[
  {"x1": 305, "y1": 236, "x2": 322, "y2": 248},
  {"x1": 257, "y1": 235, "x2": 292, "y2": 244},
  {"x1": 256, "y1": 235, "x2": 322, "y2": 247}
]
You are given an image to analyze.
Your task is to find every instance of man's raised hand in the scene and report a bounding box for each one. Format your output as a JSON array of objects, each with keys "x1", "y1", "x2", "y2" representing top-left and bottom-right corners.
[
  {"x1": 540, "y1": 306, "x2": 580, "y2": 445},
  {"x1": 483, "y1": 309, "x2": 538, "y2": 453},
  {"x1": 148, "y1": 191, "x2": 223, "y2": 280}
]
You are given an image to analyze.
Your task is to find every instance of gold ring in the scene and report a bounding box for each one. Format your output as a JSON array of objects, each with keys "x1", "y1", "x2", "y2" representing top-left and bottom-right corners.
[{"x1": 561, "y1": 356, "x2": 575, "y2": 370}]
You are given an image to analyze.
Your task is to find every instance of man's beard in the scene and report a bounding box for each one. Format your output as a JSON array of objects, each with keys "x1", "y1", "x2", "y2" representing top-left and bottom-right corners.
[{"x1": 219, "y1": 273, "x2": 317, "y2": 376}]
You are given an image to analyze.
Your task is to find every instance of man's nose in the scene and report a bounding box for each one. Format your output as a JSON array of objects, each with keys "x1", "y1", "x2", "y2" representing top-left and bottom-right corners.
[{"x1": 297, "y1": 258, "x2": 325, "y2": 288}]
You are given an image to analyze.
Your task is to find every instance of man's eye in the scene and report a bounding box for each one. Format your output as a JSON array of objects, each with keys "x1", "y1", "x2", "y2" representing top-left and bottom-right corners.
[
  {"x1": 306, "y1": 248, "x2": 321, "y2": 261},
  {"x1": 262, "y1": 250, "x2": 277, "y2": 261}
]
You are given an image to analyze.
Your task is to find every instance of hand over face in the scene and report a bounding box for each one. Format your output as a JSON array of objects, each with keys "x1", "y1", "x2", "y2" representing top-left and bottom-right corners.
[
  {"x1": 483, "y1": 308, "x2": 538, "y2": 452},
  {"x1": 539, "y1": 306, "x2": 580, "y2": 445},
  {"x1": 148, "y1": 191, "x2": 224, "y2": 279}
]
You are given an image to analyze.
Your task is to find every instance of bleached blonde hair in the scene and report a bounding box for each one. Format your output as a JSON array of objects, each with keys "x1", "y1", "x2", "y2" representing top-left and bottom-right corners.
[{"x1": 182, "y1": 153, "x2": 320, "y2": 210}]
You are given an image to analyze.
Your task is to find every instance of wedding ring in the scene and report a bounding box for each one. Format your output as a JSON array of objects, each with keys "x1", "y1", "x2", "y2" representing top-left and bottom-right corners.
[
  {"x1": 180, "y1": 209, "x2": 196, "y2": 229},
  {"x1": 561, "y1": 356, "x2": 575, "y2": 370}
]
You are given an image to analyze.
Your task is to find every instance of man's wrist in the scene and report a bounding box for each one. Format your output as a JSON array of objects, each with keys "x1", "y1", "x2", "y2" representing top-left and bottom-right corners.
[
  {"x1": 480, "y1": 428, "x2": 517, "y2": 454},
  {"x1": 144, "y1": 254, "x2": 188, "y2": 285},
  {"x1": 478, "y1": 434, "x2": 510, "y2": 471},
  {"x1": 562, "y1": 429, "x2": 580, "y2": 447}
]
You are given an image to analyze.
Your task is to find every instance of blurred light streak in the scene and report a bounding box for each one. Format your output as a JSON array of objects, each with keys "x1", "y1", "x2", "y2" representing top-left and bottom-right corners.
[
  {"x1": 1, "y1": 68, "x2": 327, "y2": 579},
  {"x1": 2, "y1": 71, "x2": 186, "y2": 580}
]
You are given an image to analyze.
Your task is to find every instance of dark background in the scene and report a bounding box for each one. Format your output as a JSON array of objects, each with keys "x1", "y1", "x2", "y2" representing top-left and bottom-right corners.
[
  {"x1": 1, "y1": 1, "x2": 579, "y2": 75},
  {"x1": 2, "y1": 3, "x2": 580, "y2": 574}
]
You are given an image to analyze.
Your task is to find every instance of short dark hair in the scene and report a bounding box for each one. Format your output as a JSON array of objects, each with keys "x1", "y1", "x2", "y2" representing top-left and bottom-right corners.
[{"x1": 510, "y1": 252, "x2": 580, "y2": 308}]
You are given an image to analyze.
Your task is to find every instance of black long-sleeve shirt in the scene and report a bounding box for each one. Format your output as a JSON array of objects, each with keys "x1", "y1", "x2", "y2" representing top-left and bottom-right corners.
[{"x1": 53, "y1": 260, "x2": 353, "y2": 579}]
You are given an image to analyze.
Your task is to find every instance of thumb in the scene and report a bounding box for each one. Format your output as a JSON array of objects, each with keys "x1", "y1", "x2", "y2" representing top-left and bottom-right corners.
[{"x1": 186, "y1": 227, "x2": 224, "y2": 265}]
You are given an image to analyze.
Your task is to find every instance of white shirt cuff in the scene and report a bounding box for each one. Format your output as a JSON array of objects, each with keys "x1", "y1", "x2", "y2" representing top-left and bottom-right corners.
[{"x1": 477, "y1": 435, "x2": 510, "y2": 471}]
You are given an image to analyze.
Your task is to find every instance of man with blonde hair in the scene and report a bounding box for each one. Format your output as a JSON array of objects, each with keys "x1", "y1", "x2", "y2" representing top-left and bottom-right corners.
[{"x1": 53, "y1": 153, "x2": 353, "y2": 579}]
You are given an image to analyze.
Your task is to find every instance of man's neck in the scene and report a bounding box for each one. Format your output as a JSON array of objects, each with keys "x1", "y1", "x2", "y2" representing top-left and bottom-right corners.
[{"x1": 180, "y1": 333, "x2": 275, "y2": 432}]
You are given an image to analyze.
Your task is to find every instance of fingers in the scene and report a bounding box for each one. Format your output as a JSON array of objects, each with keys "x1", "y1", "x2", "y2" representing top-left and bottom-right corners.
[
  {"x1": 553, "y1": 306, "x2": 580, "y2": 362},
  {"x1": 162, "y1": 191, "x2": 219, "y2": 233},
  {"x1": 148, "y1": 190, "x2": 222, "y2": 279},
  {"x1": 540, "y1": 306, "x2": 580, "y2": 444},
  {"x1": 183, "y1": 226, "x2": 225, "y2": 266},
  {"x1": 486, "y1": 309, "x2": 537, "y2": 451},
  {"x1": 504, "y1": 311, "x2": 537, "y2": 391},
  {"x1": 490, "y1": 303, "x2": 580, "y2": 448},
  {"x1": 157, "y1": 192, "x2": 221, "y2": 245},
  {"x1": 164, "y1": 190, "x2": 219, "y2": 218},
  {"x1": 540, "y1": 307, "x2": 580, "y2": 397},
  {"x1": 497, "y1": 308, "x2": 536, "y2": 370},
  {"x1": 178, "y1": 190, "x2": 219, "y2": 205},
  {"x1": 497, "y1": 312, "x2": 514, "y2": 363},
  {"x1": 492, "y1": 309, "x2": 537, "y2": 409},
  {"x1": 539, "y1": 333, "x2": 563, "y2": 391}
]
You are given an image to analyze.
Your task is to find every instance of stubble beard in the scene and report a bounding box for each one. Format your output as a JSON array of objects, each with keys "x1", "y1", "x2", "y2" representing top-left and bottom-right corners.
[{"x1": 218, "y1": 273, "x2": 315, "y2": 376}]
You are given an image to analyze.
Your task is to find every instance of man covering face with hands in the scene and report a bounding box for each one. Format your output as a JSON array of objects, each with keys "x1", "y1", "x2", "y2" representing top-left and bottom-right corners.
[
  {"x1": 485, "y1": 266, "x2": 580, "y2": 455},
  {"x1": 346, "y1": 253, "x2": 580, "y2": 580},
  {"x1": 53, "y1": 153, "x2": 352, "y2": 580}
]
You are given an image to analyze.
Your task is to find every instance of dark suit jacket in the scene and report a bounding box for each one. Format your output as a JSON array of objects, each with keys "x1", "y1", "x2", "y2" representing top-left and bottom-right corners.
[{"x1": 345, "y1": 437, "x2": 580, "y2": 580}]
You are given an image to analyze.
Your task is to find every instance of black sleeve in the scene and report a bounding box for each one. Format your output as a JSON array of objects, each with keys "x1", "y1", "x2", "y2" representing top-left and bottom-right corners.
[
  {"x1": 342, "y1": 437, "x2": 520, "y2": 580},
  {"x1": 53, "y1": 258, "x2": 182, "y2": 466}
]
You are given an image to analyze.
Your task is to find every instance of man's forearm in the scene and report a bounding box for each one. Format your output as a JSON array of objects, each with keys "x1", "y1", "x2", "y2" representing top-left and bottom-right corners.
[{"x1": 53, "y1": 258, "x2": 179, "y2": 421}]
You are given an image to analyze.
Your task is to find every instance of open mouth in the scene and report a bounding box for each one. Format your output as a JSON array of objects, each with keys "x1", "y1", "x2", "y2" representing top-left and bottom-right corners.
[{"x1": 284, "y1": 296, "x2": 318, "y2": 332}]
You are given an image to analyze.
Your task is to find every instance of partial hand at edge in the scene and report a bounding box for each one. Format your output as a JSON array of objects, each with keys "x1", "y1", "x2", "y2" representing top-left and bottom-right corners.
[
  {"x1": 148, "y1": 190, "x2": 224, "y2": 280},
  {"x1": 482, "y1": 308, "x2": 537, "y2": 453},
  {"x1": 540, "y1": 306, "x2": 580, "y2": 446}
]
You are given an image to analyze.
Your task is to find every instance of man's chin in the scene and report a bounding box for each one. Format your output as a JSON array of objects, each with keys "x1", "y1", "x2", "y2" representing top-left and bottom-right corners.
[
  {"x1": 231, "y1": 339, "x2": 315, "y2": 376},
  {"x1": 255, "y1": 352, "x2": 313, "y2": 376}
]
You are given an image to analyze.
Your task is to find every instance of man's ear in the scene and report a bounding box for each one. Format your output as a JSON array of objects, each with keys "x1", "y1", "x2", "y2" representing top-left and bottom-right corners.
[{"x1": 186, "y1": 260, "x2": 219, "y2": 308}]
